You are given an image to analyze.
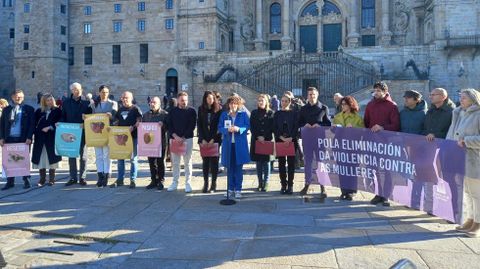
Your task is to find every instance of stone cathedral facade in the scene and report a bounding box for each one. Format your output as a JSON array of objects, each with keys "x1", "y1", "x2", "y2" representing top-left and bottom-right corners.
[{"x1": 1, "y1": 0, "x2": 479, "y2": 107}]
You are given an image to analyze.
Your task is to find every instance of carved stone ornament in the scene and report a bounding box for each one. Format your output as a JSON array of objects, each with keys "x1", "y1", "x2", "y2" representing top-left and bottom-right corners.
[
  {"x1": 240, "y1": 12, "x2": 255, "y2": 41},
  {"x1": 322, "y1": 12, "x2": 342, "y2": 24},
  {"x1": 393, "y1": 0, "x2": 410, "y2": 33},
  {"x1": 299, "y1": 13, "x2": 319, "y2": 25}
]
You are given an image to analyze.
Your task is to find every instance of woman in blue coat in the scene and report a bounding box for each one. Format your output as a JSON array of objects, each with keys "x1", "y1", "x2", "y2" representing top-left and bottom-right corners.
[{"x1": 218, "y1": 95, "x2": 250, "y2": 199}]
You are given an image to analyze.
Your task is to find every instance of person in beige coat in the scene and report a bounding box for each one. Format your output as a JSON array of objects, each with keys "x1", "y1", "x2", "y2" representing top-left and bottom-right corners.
[{"x1": 447, "y1": 88, "x2": 480, "y2": 238}]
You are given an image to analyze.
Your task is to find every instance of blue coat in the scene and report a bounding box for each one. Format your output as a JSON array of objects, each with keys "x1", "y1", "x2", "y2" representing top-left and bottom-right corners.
[
  {"x1": 218, "y1": 110, "x2": 250, "y2": 167},
  {"x1": 400, "y1": 100, "x2": 428, "y2": 134}
]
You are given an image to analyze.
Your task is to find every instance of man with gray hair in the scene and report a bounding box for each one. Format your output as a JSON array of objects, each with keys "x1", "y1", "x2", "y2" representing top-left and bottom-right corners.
[
  {"x1": 62, "y1": 82, "x2": 92, "y2": 186},
  {"x1": 423, "y1": 88, "x2": 456, "y2": 141},
  {"x1": 333, "y1": 92, "x2": 343, "y2": 114}
]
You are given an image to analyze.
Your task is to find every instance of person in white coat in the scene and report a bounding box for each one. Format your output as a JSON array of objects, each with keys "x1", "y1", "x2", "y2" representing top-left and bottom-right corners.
[{"x1": 447, "y1": 88, "x2": 480, "y2": 238}]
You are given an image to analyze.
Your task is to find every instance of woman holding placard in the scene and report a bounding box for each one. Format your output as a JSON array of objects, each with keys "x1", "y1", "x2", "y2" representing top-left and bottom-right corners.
[
  {"x1": 32, "y1": 94, "x2": 62, "y2": 186},
  {"x1": 92, "y1": 85, "x2": 118, "y2": 187},
  {"x1": 218, "y1": 95, "x2": 250, "y2": 199},
  {"x1": 273, "y1": 94, "x2": 298, "y2": 194},
  {"x1": 333, "y1": 96, "x2": 364, "y2": 201},
  {"x1": 197, "y1": 91, "x2": 222, "y2": 193},
  {"x1": 250, "y1": 94, "x2": 275, "y2": 192}
]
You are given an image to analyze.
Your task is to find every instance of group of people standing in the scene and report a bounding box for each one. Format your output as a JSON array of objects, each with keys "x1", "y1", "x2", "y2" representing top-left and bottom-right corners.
[{"x1": 1, "y1": 81, "x2": 480, "y2": 238}]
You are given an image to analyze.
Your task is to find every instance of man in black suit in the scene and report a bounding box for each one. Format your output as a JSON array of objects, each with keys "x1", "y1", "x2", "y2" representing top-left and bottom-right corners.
[{"x1": 0, "y1": 89, "x2": 35, "y2": 190}]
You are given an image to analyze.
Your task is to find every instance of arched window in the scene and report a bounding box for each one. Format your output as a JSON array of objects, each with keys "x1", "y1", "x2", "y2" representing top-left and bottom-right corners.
[
  {"x1": 322, "y1": 1, "x2": 341, "y2": 15},
  {"x1": 301, "y1": 1, "x2": 341, "y2": 17},
  {"x1": 361, "y1": 0, "x2": 375, "y2": 28},
  {"x1": 270, "y1": 3, "x2": 281, "y2": 34}
]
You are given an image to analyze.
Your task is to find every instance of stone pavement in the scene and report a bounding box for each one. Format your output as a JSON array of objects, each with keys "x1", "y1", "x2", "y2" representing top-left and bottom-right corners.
[{"x1": 0, "y1": 145, "x2": 479, "y2": 269}]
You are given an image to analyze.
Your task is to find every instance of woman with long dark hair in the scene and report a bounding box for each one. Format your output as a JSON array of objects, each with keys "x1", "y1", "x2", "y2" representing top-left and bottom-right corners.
[
  {"x1": 333, "y1": 96, "x2": 364, "y2": 200},
  {"x1": 197, "y1": 91, "x2": 222, "y2": 192},
  {"x1": 273, "y1": 94, "x2": 298, "y2": 194}
]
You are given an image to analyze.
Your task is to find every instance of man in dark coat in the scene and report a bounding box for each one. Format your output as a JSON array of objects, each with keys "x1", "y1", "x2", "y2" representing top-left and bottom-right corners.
[
  {"x1": 0, "y1": 89, "x2": 35, "y2": 190},
  {"x1": 364, "y1": 81, "x2": 400, "y2": 206},
  {"x1": 423, "y1": 88, "x2": 456, "y2": 140},
  {"x1": 299, "y1": 87, "x2": 331, "y2": 197},
  {"x1": 62, "y1": 82, "x2": 92, "y2": 186},
  {"x1": 400, "y1": 90, "x2": 428, "y2": 134}
]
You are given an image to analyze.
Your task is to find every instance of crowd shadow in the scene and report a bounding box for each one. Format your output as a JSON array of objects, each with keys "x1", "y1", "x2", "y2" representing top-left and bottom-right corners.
[{"x1": 0, "y1": 168, "x2": 466, "y2": 269}]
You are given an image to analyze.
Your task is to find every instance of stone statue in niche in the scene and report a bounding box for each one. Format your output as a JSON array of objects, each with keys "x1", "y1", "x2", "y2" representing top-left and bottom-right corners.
[
  {"x1": 394, "y1": 0, "x2": 410, "y2": 33},
  {"x1": 240, "y1": 12, "x2": 255, "y2": 50}
]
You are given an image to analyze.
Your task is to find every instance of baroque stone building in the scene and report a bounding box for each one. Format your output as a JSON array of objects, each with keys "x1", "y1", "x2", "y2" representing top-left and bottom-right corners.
[{"x1": 1, "y1": 0, "x2": 479, "y2": 108}]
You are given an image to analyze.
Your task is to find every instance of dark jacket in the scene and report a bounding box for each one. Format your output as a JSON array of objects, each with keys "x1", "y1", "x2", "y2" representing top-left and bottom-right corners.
[
  {"x1": 273, "y1": 110, "x2": 298, "y2": 142},
  {"x1": 250, "y1": 109, "x2": 275, "y2": 162},
  {"x1": 167, "y1": 106, "x2": 197, "y2": 139},
  {"x1": 31, "y1": 108, "x2": 62, "y2": 165},
  {"x1": 422, "y1": 98, "x2": 455, "y2": 139},
  {"x1": 142, "y1": 108, "x2": 168, "y2": 150},
  {"x1": 197, "y1": 106, "x2": 222, "y2": 144},
  {"x1": 61, "y1": 96, "x2": 92, "y2": 123},
  {"x1": 364, "y1": 94, "x2": 400, "y2": 131},
  {"x1": 298, "y1": 101, "x2": 331, "y2": 127},
  {"x1": 0, "y1": 104, "x2": 35, "y2": 142},
  {"x1": 400, "y1": 100, "x2": 428, "y2": 134}
]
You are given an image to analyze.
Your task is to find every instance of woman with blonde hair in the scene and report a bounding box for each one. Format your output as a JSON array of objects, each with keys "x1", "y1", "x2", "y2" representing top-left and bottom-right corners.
[
  {"x1": 447, "y1": 88, "x2": 480, "y2": 238},
  {"x1": 250, "y1": 94, "x2": 275, "y2": 191},
  {"x1": 31, "y1": 94, "x2": 62, "y2": 186}
]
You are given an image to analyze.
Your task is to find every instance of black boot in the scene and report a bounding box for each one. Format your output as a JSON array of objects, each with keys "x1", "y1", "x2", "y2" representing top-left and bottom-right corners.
[
  {"x1": 257, "y1": 179, "x2": 263, "y2": 192},
  {"x1": 146, "y1": 177, "x2": 157, "y2": 189},
  {"x1": 96, "y1": 172, "x2": 104, "y2": 187},
  {"x1": 299, "y1": 184, "x2": 310, "y2": 195},
  {"x1": 286, "y1": 184, "x2": 293, "y2": 195},
  {"x1": 38, "y1": 169, "x2": 47, "y2": 186},
  {"x1": 280, "y1": 174, "x2": 287, "y2": 194},
  {"x1": 157, "y1": 179, "x2": 164, "y2": 190},
  {"x1": 209, "y1": 179, "x2": 217, "y2": 193},
  {"x1": 1, "y1": 178, "x2": 14, "y2": 190},
  {"x1": 320, "y1": 185, "x2": 327, "y2": 198},
  {"x1": 202, "y1": 179, "x2": 209, "y2": 193},
  {"x1": 23, "y1": 177, "x2": 31, "y2": 189},
  {"x1": 48, "y1": 169, "x2": 56, "y2": 186},
  {"x1": 102, "y1": 173, "x2": 109, "y2": 187}
]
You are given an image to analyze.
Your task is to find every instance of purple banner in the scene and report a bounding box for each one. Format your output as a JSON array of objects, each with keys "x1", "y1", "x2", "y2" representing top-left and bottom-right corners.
[{"x1": 301, "y1": 126, "x2": 465, "y2": 223}]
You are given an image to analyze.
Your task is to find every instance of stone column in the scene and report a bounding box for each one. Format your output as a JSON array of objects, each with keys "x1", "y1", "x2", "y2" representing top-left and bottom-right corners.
[
  {"x1": 347, "y1": 0, "x2": 360, "y2": 47},
  {"x1": 316, "y1": 0, "x2": 324, "y2": 53},
  {"x1": 380, "y1": 0, "x2": 392, "y2": 46},
  {"x1": 281, "y1": 0, "x2": 292, "y2": 51},
  {"x1": 254, "y1": 0, "x2": 264, "y2": 51}
]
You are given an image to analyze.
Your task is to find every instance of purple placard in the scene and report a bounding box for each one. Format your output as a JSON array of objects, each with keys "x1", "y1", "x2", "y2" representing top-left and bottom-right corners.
[{"x1": 302, "y1": 126, "x2": 465, "y2": 223}]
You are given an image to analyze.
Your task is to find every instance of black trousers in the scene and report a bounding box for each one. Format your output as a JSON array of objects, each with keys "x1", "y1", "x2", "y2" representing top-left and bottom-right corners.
[
  {"x1": 148, "y1": 156, "x2": 165, "y2": 183},
  {"x1": 278, "y1": 156, "x2": 295, "y2": 187},
  {"x1": 202, "y1": 156, "x2": 219, "y2": 182}
]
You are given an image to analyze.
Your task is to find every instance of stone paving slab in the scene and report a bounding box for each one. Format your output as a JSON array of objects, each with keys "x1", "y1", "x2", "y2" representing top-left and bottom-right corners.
[
  {"x1": 417, "y1": 250, "x2": 480, "y2": 269},
  {"x1": 254, "y1": 224, "x2": 372, "y2": 247},
  {"x1": 155, "y1": 220, "x2": 257, "y2": 240},
  {"x1": 334, "y1": 246, "x2": 429, "y2": 269},
  {"x1": 132, "y1": 236, "x2": 239, "y2": 260},
  {"x1": 366, "y1": 230, "x2": 473, "y2": 253},
  {"x1": 233, "y1": 239, "x2": 337, "y2": 268}
]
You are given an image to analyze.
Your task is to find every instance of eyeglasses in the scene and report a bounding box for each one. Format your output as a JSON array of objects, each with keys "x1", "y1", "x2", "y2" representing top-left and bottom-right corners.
[
  {"x1": 429, "y1": 94, "x2": 442, "y2": 96},
  {"x1": 341, "y1": 103, "x2": 348, "y2": 106}
]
